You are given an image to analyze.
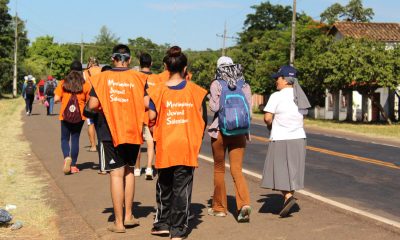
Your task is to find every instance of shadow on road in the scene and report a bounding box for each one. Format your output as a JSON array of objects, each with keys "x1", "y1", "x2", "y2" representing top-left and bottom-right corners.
[{"x1": 257, "y1": 194, "x2": 300, "y2": 216}]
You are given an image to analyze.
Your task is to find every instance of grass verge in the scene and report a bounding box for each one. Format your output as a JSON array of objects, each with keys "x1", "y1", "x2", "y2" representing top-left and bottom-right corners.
[
  {"x1": 0, "y1": 97, "x2": 58, "y2": 239},
  {"x1": 252, "y1": 112, "x2": 400, "y2": 140}
]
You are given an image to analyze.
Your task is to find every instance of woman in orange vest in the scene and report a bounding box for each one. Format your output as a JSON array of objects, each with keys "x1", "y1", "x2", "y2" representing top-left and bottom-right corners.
[
  {"x1": 147, "y1": 46, "x2": 207, "y2": 240},
  {"x1": 83, "y1": 57, "x2": 102, "y2": 152},
  {"x1": 54, "y1": 61, "x2": 91, "y2": 174}
]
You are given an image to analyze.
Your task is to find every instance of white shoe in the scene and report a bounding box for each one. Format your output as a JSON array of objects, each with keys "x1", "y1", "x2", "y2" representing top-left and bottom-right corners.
[
  {"x1": 145, "y1": 168, "x2": 153, "y2": 180},
  {"x1": 134, "y1": 168, "x2": 141, "y2": 177},
  {"x1": 26, "y1": 111, "x2": 30, "y2": 116}
]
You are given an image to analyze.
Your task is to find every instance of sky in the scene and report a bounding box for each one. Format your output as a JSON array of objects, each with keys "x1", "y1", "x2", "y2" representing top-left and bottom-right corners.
[{"x1": 7, "y1": 0, "x2": 400, "y2": 51}]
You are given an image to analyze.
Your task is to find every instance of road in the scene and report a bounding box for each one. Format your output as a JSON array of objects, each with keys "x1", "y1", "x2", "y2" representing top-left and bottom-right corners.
[{"x1": 201, "y1": 116, "x2": 400, "y2": 223}]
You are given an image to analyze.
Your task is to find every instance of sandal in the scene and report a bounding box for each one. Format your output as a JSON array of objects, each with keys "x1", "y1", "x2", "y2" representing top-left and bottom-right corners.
[
  {"x1": 124, "y1": 216, "x2": 140, "y2": 227},
  {"x1": 207, "y1": 208, "x2": 227, "y2": 217},
  {"x1": 107, "y1": 224, "x2": 126, "y2": 233},
  {"x1": 279, "y1": 196, "x2": 296, "y2": 218},
  {"x1": 89, "y1": 147, "x2": 97, "y2": 152}
]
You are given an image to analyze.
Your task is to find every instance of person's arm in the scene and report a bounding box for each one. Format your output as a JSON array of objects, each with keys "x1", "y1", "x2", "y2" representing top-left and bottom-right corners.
[
  {"x1": 21, "y1": 83, "x2": 26, "y2": 98},
  {"x1": 88, "y1": 87, "x2": 100, "y2": 110},
  {"x1": 54, "y1": 95, "x2": 61, "y2": 103},
  {"x1": 264, "y1": 112, "x2": 273, "y2": 130},
  {"x1": 144, "y1": 83, "x2": 150, "y2": 110},
  {"x1": 209, "y1": 80, "x2": 221, "y2": 112}
]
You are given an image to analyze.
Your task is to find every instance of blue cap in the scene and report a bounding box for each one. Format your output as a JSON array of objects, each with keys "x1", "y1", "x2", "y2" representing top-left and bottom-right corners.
[{"x1": 271, "y1": 65, "x2": 297, "y2": 79}]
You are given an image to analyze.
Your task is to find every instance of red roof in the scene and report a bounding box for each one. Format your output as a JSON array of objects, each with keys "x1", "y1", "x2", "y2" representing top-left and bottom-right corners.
[{"x1": 328, "y1": 22, "x2": 400, "y2": 42}]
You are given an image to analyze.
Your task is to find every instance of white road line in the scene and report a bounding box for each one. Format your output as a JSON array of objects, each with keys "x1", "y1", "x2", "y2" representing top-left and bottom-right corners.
[{"x1": 198, "y1": 154, "x2": 400, "y2": 229}]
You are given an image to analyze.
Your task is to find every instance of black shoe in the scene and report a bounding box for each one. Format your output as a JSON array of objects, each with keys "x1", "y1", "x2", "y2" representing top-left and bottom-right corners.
[
  {"x1": 151, "y1": 227, "x2": 170, "y2": 236},
  {"x1": 279, "y1": 196, "x2": 296, "y2": 218}
]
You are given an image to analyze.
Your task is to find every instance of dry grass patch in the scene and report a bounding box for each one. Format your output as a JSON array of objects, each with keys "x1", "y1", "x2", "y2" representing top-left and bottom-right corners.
[
  {"x1": 303, "y1": 118, "x2": 400, "y2": 139},
  {"x1": 0, "y1": 97, "x2": 59, "y2": 239},
  {"x1": 252, "y1": 112, "x2": 400, "y2": 140}
]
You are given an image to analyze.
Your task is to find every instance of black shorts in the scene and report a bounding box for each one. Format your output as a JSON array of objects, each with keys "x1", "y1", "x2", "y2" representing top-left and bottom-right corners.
[{"x1": 102, "y1": 141, "x2": 140, "y2": 170}]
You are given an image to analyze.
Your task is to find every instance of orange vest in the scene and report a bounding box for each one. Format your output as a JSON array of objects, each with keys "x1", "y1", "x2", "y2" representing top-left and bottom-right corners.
[
  {"x1": 84, "y1": 66, "x2": 102, "y2": 82},
  {"x1": 54, "y1": 80, "x2": 91, "y2": 121},
  {"x1": 91, "y1": 69, "x2": 148, "y2": 146},
  {"x1": 147, "y1": 81, "x2": 207, "y2": 169}
]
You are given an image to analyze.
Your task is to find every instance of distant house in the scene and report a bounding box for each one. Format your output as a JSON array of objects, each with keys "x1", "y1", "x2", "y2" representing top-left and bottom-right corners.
[{"x1": 314, "y1": 22, "x2": 400, "y2": 122}]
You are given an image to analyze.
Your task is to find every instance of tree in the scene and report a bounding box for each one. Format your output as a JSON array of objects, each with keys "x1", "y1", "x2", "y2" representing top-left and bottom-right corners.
[
  {"x1": 91, "y1": 26, "x2": 120, "y2": 64},
  {"x1": 25, "y1": 36, "x2": 73, "y2": 80},
  {"x1": 0, "y1": 0, "x2": 29, "y2": 95},
  {"x1": 317, "y1": 38, "x2": 398, "y2": 123},
  {"x1": 320, "y1": 0, "x2": 374, "y2": 25},
  {"x1": 128, "y1": 37, "x2": 168, "y2": 72}
]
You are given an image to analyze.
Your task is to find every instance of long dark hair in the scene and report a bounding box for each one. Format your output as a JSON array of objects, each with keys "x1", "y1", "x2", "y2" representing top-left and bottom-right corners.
[
  {"x1": 165, "y1": 46, "x2": 187, "y2": 77},
  {"x1": 63, "y1": 70, "x2": 85, "y2": 93}
]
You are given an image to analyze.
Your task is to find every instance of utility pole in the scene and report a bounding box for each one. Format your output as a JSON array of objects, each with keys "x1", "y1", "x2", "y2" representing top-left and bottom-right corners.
[
  {"x1": 289, "y1": 0, "x2": 297, "y2": 66},
  {"x1": 12, "y1": 2, "x2": 18, "y2": 98},
  {"x1": 216, "y1": 21, "x2": 236, "y2": 56}
]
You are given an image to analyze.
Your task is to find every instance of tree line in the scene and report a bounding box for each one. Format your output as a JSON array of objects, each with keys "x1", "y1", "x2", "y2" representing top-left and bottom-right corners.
[{"x1": 1, "y1": 0, "x2": 399, "y2": 118}]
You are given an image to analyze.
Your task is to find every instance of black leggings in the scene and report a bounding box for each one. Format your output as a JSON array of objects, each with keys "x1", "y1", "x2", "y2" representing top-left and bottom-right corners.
[{"x1": 25, "y1": 94, "x2": 34, "y2": 113}]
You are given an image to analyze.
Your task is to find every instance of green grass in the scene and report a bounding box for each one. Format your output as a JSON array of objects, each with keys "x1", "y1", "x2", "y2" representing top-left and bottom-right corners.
[
  {"x1": 0, "y1": 97, "x2": 59, "y2": 239},
  {"x1": 252, "y1": 112, "x2": 400, "y2": 140}
]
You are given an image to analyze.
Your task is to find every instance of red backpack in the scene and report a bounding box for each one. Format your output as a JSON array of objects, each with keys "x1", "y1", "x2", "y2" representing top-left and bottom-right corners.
[{"x1": 63, "y1": 94, "x2": 82, "y2": 123}]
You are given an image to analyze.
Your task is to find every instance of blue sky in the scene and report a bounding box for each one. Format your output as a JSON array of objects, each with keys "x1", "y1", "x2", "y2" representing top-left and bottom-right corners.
[{"x1": 7, "y1": 0, "x2": 400, "y2": 50}]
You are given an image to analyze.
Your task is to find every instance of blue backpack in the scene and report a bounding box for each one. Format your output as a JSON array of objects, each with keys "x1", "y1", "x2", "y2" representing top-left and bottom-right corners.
[{"x1": 217, "y1": 79, "x2": 250, "y2": 136}]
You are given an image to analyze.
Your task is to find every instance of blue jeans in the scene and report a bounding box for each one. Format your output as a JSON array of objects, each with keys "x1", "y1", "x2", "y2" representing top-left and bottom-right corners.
[
  {"x1": 61, "y1": 120, "x2": 84, "y2": 166},
  {"x1": 46, "y1": 97, "x2": 54, "y2": 115}
]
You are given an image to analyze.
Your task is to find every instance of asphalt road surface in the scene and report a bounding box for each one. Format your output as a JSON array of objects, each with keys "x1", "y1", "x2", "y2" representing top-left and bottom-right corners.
[{"x1": 202, "y1": 116, "x2": 400, "y2": 223}]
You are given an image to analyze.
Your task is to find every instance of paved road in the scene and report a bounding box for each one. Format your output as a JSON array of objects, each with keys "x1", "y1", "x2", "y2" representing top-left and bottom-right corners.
[
  {"x1": 202, "y1": 116, "x2": 400, "y2": 223},
  {"x1": 21, "y1": 102, "x2": 400, "y2": 239}
]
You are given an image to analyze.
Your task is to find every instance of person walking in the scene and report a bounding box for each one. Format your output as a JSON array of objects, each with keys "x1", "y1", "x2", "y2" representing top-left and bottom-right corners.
[
  {"x1": 208, "y1": 56, "x2": 252, "y2": 222},
  {"x1": 54, "y1": 61, "x2": 91, "y2": 174},
  {"x1": 92, "y1": 65, "x2": 112, "y2": 175},
  {"x1": 84, "y1": 57, "x2": 102, "y2": 152},
  {"x1": 37, "y1": 78, "x2": 45, "y2": 102},
  {"x1": 148, "y1": 46, "x2": 207, "y2": 240},
  {"x1": 88, "y1": 45, "x2": 148, "y2": 233},
  {"x1": 261, "y1": 65, "x2": 311, "y2": 218},
  {"x1": 44, "y1": 75, "x2": 57, "y2": 115},
  {"x1": 133, "y1": 53, "x2": 161, "y2": 180},
  {"x1": 22, "y1": 75, "x2": 37, "y2": 116}
]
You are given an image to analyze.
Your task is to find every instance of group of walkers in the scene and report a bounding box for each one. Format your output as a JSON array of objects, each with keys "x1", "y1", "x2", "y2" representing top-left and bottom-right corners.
[
  {"x1": 22, "y1": 74, "x2": 57, "y2": 116},
  {"x1": 24, "y1": 42, "x2": 309, "y2": 239}
]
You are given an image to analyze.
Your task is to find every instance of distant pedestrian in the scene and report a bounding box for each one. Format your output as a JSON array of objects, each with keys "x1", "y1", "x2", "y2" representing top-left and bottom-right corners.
[
  {"x1": 22, "y1": 75, "x2": 37, "y2": 116},
  {"x1": 37, "y1": 78, "x2": 45, "y2": 102},
  {"x1": 208, "y1": 56, "x2": 252, "y2": 222},
  {"x1": 133, "y1": 53, "x2": 161, "y2": 180},
  {"x1": 84, "y1": 57, "x2": 102, "y2": 152},
  {"x1": 261, "y1": 65, "x2": 311, "y2": 217},
  {"x1": 44, "y1": 75, "x2": 57, "y2": 115},
  {"x1": 54, "y1": 61, "x2": 91, "y2": 174},
  {"x1": 88, "y1": 45, "x2": 147, "y2": 233},
  {"x1": 148, "y1": 46, "x2": 207, "y2": 240}
]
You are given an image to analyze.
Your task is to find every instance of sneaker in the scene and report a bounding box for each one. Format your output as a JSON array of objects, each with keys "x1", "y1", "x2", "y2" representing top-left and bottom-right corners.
[
  {"x1": 145, "y1": 168, "x2": 153, "y2": 180},
  {"x1": 26, "y1": 111, "x2": 29, "y2": 116},
  {"x1": 70, "y1": 166, "x2": 80, "y2": 174},
  {"x1": 279, "y1": 196, "x2": 296, "y2": 218},
  {"x1": 151, "y1": 227, "x2": 169, "y2": 236},
  {"x1": 134, "y1": 168, "x2": 141, "y2": 177},
  {"x1": 207, "y1": 208, "x2": 227, "y2": 217},
  {"x1": 63, "y1": 157, "x2": 72, "y2": 174},
  {"x1": 237, "y1": 205, "x2": 251, "y2": 223}
]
